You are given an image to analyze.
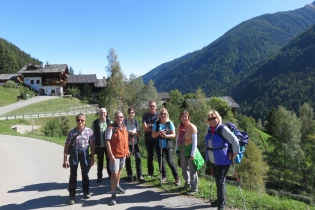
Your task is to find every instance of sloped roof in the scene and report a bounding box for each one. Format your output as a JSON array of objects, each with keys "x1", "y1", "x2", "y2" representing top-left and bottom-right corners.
[
  {"x1": 158, "y1": 92, "x2": 170, "y2": 100},
  {"x1": 0, "y1": 74, "x2": 20, "y2": 80},
  {"x1": 95, "y1": 77, "x2": 107, "y2": 87},
  {"x1": 67, "y1": 74, "x2": 98, "y2": 84},
  {"x1": 18, "y1": 64, "x2": 68, "y2": 74},
  {"x1": 183, "y1": 96, "x2": 240, "y2": 108}
]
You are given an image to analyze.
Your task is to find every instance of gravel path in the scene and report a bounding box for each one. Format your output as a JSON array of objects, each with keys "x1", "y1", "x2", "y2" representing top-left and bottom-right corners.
[
  {"x1": 0, "y1": 96, "x2": 59, "y2": 116},
  {"x1": 0, "y1": 134, "x2": 215, "y2": 210}
]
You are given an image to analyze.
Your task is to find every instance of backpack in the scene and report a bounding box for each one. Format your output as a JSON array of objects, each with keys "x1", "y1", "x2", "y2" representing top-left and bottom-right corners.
[
  {"x1": 155, "y1": 120, "x2": 172, "y2": 148},
  {"x1": 217, "y1": 122, "x2": 248, "y2": 164}
]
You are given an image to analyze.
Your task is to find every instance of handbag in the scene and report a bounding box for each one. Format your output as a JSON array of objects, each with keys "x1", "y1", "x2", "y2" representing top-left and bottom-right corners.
[{"x1": 67, "y1": 128, "x2": 84, "y2": 155}]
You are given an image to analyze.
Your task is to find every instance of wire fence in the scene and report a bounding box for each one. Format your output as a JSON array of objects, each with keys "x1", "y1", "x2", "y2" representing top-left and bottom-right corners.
[{"x1": 0, "y1": 109, "x2": 99, "y2": 121}]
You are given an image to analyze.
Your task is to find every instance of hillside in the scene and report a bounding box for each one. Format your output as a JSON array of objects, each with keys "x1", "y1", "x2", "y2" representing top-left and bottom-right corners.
[
  {"x1": 231, "y1": 23, "x2": 315, "y2": 120},
  {"x1": 142, "y1": 2, "x2": 315, "y2": 97},
  {"x1": 0, "y1": 38, "x2": 41, "y2": 74}
]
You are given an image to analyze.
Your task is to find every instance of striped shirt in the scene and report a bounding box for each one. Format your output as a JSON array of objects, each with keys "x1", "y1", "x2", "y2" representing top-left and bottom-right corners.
[{"x1": 65, "y1": 127, "x2": 95, "y2": 149}]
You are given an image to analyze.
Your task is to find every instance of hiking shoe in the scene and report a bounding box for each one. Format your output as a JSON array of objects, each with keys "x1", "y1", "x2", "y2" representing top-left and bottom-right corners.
[
  {"x1": 109, "y1": 193, "x2": 116, "y2": 205},
  {"x1": 175, "y1": 177, "x2": 181, "y2": 186},
  {"x1": 83, "y1": 193, "x2": 91, "y2": 199},
  {"x1": 187, "y1": 190, "x2": 197, "y2": 196},
  {"x1": 96, "y1": 178, "x2": 102, "y2": 183},
  {"x1": 127, "y1": 175, "x2": 132, "y2": 181},
  {"x1": 138, "y1": 175, "x2": 145, "y2": 182},
  {"x1": 69, "y1": 197, "x2": 75, "y2": 205},
  {"x1": 210, "y1": 199, "x2": 218, "y2": 206},
  {"x1": 115, "y1": 185, "x2": 126, "y2": 194}
]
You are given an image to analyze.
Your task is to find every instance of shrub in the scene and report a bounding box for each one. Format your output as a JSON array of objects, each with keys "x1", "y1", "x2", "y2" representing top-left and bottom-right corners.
[
  {"x1": 4, "y1": 80, "x2": 18, "y2": 88},
  {"x1": 43, "y1": 119, "x2": 63, "y2": 138}
]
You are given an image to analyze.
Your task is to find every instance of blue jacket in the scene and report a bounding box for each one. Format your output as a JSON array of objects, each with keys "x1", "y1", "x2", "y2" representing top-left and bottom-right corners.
[{"x1": 204, "y1": 123, "x2": 240, "y2": 165}]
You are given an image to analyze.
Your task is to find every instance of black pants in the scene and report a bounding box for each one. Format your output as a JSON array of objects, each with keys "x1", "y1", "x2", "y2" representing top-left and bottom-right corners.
[
  {"x1": 125, "y1": 144, "x2": 142, "y2": 177},
  {"x1": 68, "y1": 153, "x2": 90, "y2": 197},
  {"x1": 155, "y1": 146, "x2": 179, "y2": 179},
  {"x1": 145, "y1": 136, "x2": 155, "y2": 176},
  {"x1": 211, "y1": 163, "x2": 230, "y2": 209},
  {"x1": 95, "y1": 147, "x2": 111, "y2": 178}
]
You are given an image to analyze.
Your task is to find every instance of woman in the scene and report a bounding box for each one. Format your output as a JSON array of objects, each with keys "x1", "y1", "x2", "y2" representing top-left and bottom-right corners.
[
  {"x1": 204, "y1": 110, "x2": 240, "y2": 210},
  {"x1": 125, "y1": 108, "x2": 145, "y2": 181},
  {"x1": 176, "y1": 110, "x2": 198, "y2": 195},
  {"x1": 152, "y1": 108, "x2": 180, "y2": 186}
]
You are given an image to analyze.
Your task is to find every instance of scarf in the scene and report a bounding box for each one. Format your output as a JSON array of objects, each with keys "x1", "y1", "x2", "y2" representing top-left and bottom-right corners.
[{"x1": 177, "y1": 121, "x2": 189, "y2": 146}]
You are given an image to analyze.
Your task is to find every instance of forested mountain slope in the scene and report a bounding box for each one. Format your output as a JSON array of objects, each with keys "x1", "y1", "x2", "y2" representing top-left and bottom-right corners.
[
  {"x1": 231, "y1": 23, "x2": 315, "y2": 120},
  {"x1": 0, "y1": 38, "x2": 41, "y2": 74},
  {"x1": 142, "y1": 2, "x2": 315, "y2": 97}
]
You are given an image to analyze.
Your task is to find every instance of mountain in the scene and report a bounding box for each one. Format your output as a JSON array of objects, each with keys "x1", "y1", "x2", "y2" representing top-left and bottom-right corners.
[
  {"x1": 231, "y1": 23, "x2": 315, "y2": 119},
  {"x1": 0, "y1": 38, "x2": 41, "y2": 74},
  {"x1": 142, "y1": 2, "x2": 315, "y2": 97}
]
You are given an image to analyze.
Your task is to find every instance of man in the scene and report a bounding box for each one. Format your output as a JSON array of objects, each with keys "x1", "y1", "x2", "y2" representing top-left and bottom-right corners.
[
  {"x1": 63, "y1": 113, "x2": 95, "y2": 205},
  {"x1": 105, "y1": 111, "x2": 130, "y2": 205},
  {"x1": 91, "y1": 108, "x2": 112, "y2": 183},
  {"x1": 142, "y1": 101, "x2": 159, "y2": 177}
]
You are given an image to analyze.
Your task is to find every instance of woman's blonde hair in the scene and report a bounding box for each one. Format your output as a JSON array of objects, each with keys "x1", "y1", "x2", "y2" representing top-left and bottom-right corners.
[
  {"x1": 207, "y1": 110, "x2": 222, "y2": 123},
  {"x1": 159, "y1": 108, "x2": 170, "y2": 122}
]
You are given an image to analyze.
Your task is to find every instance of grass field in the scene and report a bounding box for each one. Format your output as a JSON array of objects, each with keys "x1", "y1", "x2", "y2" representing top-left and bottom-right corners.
[
  {"x1": 0, "y1": 86, "x2": 20, "y2": 107},
  {"x1": 1, "y1": 97, "x2": 90, "y2": 117}
]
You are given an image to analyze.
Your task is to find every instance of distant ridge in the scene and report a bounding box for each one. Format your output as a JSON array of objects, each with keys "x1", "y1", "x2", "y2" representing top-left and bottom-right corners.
[{"x1": 142, "y1": 2, "x2": 315, "y2": 98}]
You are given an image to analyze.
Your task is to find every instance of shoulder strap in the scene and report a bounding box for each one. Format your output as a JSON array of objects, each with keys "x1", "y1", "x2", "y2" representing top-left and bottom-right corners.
[
  {"x1": 124, "y1": 119, "x2": 127, "y2": 125},
  {"x1": 217, "y1": 124, "x2": 227, "y2": 142},
  {"x1": 135, "y1": 119, "x2": 138, "y2": 129},
  {"x1": 155, "y1": 120, "x2": 160, "y2": 132},
  {"x1": 70, "y1": 127, "x2": 85, "y2": 146}
]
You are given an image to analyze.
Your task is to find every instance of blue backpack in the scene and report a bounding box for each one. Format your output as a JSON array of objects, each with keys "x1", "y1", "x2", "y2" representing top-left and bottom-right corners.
[{"x1": 217, "y1": 122, "x2": 248, "y2": 163}]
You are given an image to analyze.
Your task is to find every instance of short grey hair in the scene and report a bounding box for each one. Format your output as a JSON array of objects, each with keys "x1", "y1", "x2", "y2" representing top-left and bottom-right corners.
[{"x1": 99, "y1": 108, "x2": 107, "y2": 113}]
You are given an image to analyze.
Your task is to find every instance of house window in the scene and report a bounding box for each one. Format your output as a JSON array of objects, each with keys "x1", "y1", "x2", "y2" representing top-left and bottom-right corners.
[
  {"x1": 31, "y1": 80, "x2": 34, "y2": 84},
  {"x1": 36, "y1": 80, "x2": 40, "y2": 84}
]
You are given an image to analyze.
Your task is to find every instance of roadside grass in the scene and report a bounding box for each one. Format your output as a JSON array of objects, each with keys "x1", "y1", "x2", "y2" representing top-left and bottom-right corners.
[
  {"x1": 0, "y1": 86, "x2": 20, "y2": 107},
  {"x1": 1, "y1": 117, "x2": 314, "y2": 210},
  {"x1": 1, "y1": 97, "x2": 90, "y2": 117}
]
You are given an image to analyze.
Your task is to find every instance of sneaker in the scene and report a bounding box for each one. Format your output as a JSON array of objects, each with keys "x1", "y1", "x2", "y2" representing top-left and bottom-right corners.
[
  {"x1": 96, "y1": 178, "x2": 102, "y2": 183},
  {"x1": 138, "y1": 175, "x2": 145, "y2": 182},
  {"x1": 115, "y1": 185, "x2": 126, "y2": 194},
  {"x1": 69, "y1": 197, "x2": 75, "y2": 205},
  {"x1": 160, "y1": 177, "x2": 167, "y2": 183},
  {"x1": 127, "y1": 175, "x2": 132, "y2": 181},
  {"x1": 109, "y1": 193, "x2": 116, "y2": 205},
  {"x1": 83, "y1": 193, "x2": 91, "y2": 199},
  {"x1": 175, "y1": 177, "x2": 181, "y2": 186}
]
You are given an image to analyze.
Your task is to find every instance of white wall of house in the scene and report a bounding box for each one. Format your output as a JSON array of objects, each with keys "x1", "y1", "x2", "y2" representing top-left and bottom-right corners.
[{"x1": 24, "y1": 76, "x2": 63, "y2": 96}]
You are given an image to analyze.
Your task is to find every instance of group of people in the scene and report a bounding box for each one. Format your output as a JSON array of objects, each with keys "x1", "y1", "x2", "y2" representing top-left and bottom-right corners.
[{"x1": 62, "y1": 101, "x2": 240, "y2": 210}]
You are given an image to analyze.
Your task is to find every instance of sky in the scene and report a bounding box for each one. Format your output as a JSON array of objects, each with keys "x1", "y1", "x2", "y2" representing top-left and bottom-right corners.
[{"x1": 0, "y1": 0, "x2": 313, "y2": 79}]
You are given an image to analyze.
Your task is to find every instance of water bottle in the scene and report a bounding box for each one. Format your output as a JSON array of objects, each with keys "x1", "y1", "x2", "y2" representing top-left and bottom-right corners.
[{"x1": 235, "y1": 153, "x2": 241, "y2": 164}]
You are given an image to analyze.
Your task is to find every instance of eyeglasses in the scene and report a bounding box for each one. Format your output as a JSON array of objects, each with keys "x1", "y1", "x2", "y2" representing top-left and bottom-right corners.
[
  {"x1": 208, "y1": 117, "x2": 217, "y2": 121},
  {"x1": 116, "y1": 116, "x2": 124, "y2": 119},
  {"x1": 76, "y1": 119, "x2": 85, "y2": 122},
  {"x1": 160, "y1": 113, "x2": 166, "y2": 116},
  {"x1": 150, "y1": 105, "x2": 156, "y2": 108}
]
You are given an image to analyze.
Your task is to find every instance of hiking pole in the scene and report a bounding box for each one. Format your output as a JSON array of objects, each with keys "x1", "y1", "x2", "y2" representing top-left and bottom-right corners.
[
  {"x1": 209, "y1": 167, "x2": 214, "y2": 203},
  {"x1": 232, "y1": 162, "x2": 246, "y2": 210},
  {"x1": 132, "y1": 140, "x2": 135, "y2": 181},
  {"x1": 159, "y1": 138, "x2": 163, "y2": 185}
]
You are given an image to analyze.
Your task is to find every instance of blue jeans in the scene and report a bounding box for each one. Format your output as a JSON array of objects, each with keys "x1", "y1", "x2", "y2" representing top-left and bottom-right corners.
[
  {"x1": 68, "y1": 153, "x2": 90, "y2": 197},
  {"x1": 211, "y1": 163, "x2": 230, "y2": 209}
]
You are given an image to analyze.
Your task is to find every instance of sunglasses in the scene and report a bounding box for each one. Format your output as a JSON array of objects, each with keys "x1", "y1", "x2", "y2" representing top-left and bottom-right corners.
[
  {"x1": 76, "y1": 119, "x2": 85, "y2": 122},
  {"x1": 208, "y1": 117, "x2": 217, "y2": 121},
  {"x1": 160, "y1": 113, "x2": 166, "y2": 116}
]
